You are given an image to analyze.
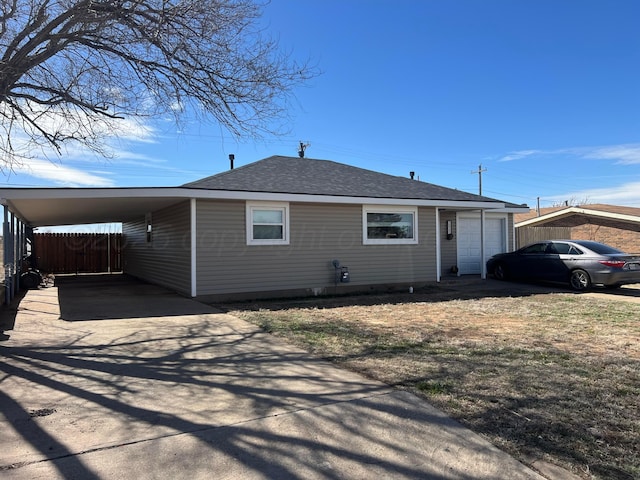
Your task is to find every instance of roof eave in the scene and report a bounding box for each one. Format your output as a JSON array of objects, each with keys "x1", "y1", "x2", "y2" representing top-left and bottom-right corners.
[
  {"x1": 180, "y1": 188, "x2": 508, "y2": 208},
  {"x1": 516, "y1": 206, "x2": 640, "y2": 227},
  {"x1": 0, "y1": 185, "x2": 517, "y2": 208}
]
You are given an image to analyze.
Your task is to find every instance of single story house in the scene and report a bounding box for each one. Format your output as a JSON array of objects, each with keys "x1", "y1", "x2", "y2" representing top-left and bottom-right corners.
[
  {"x1": 515, "y1": 204, "x2": 640, "y2": 253},
  {"x1": 2, "y1": 155, "x2": 528, "y2": 301}
]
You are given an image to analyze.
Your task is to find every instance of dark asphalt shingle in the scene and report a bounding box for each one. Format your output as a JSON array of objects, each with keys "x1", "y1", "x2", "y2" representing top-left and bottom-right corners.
[{"x1": 184, "y1": 155, "x2": 517, "y2": 205}]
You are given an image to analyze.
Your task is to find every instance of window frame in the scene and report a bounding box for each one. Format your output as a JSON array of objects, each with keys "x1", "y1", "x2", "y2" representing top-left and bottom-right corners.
[
  {"x1": 362, "y1": 205, "x2": 418, "y2": 245},
  {"x1": 246, "y1": 202, "x2": 290, "y2": 246}
]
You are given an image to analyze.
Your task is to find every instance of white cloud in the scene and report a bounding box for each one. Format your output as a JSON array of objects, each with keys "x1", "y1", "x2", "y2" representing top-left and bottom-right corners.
[
  {"x1": 497, "y1": 143, "x2": 640, "y2": 208},
  {"x1": 499, "y1": 143, "x2": 640, "y2": 165},
  {"x1": 12, "y1": 158, "x2": 114, "y2": 187},
  {"x1": 546, "y1": 181, "x2": 640, "y2": 207},
  {"x1": 498, "y1": 150, "x2": 542, "y2": 162},
  {"x1": 579, "y1": 144, "x2": 640, "y2": 165},
  {"x1": 1, "y1": 105, "x2": 164, "y2": 185}
]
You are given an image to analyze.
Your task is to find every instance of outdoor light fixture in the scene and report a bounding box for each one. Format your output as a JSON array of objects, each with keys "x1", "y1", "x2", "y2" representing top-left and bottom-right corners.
[{"x1": 446, "y1": 220, "x2": 454, "y2": 240}]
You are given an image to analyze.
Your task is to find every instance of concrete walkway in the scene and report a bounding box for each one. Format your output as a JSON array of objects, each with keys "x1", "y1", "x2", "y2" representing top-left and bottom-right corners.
[{"x1": 0, "y1": 275, "x2": 545, "y2": 479}]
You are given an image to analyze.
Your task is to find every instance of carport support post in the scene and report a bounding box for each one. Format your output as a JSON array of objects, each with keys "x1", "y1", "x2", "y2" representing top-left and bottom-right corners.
[
  {"x1": 480, "y1": 209, "x2": 487, "y2": 279},
  {"x1": 3, "y1": 209, "x2": 19, "y2": 303},
  {"x1": 9, "y1": 213, "x2": 17, "y2": 300},
  {"x1": 3, "y1": 205, "x2": 9, "y2": 305},
  {"x1": 435, "y1": 208, "x2": 442, "y2": 282},
  {"x1": 16, "y1": 220, "x2": 23, "y2": 291},
  {"x1": 9, "y1": 212, "x2": 15, "y2": 300},
  {"x1": 190, "y1": 198, "x2": 197, "y2": 297}
]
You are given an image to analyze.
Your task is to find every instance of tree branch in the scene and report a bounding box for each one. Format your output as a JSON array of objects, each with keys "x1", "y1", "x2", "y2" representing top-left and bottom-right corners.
[{"x1": 0, "y1": 0, "x2": 317, "y2": 166}]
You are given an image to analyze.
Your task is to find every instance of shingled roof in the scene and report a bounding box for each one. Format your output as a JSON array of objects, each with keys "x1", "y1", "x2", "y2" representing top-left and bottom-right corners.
[{"x1": 184, "y1": 155, "x2": 520, "y2": 205}]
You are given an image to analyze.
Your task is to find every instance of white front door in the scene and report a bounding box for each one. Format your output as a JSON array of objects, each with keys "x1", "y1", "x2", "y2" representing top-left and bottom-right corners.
[{"x1": 457, "y1": 214, "x2": 507, "y2": 275}]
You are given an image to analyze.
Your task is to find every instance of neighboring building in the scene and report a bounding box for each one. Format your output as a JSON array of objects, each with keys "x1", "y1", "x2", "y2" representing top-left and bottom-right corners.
[
  {"x1": 515, "y1": 204, "x2": 640, "y2": 252},
  {"x1": 2, "y1": 156, "x2": 528, "y2": 301}
]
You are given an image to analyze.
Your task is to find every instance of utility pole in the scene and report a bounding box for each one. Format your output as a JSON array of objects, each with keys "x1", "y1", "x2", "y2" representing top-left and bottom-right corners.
[{"x1": 471, "y1": 164, "x2": 487, "y2": 195}]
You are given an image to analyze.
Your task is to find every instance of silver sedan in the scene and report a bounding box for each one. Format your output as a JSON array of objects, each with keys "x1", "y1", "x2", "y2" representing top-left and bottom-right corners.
[{"x1": 486, "y1": 240, "x2": 640, "y2": 291}]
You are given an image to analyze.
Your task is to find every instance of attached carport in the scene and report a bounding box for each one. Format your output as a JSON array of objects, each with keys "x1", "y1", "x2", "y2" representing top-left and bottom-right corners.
[{"x1": 0, "y1": 187, "x2": 191, "y2": 305}]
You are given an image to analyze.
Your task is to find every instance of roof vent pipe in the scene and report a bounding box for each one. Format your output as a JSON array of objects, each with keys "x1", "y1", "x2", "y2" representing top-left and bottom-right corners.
[
  {"x1": 229, "y1": 154, "x2": 235, "y2": 170},
  {"x1": 409, "y1": 171, "x2": 415, "y2": 180}
]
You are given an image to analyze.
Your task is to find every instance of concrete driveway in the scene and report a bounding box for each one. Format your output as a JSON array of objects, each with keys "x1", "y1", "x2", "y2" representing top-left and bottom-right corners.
[{"x1": 0, "y1": 275, "x2": 546, "y2": 479}]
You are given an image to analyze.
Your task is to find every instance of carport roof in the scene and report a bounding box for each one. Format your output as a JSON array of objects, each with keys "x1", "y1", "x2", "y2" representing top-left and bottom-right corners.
[{"x1": 0, "y1": 187, "x2": 191, "y2": 227}]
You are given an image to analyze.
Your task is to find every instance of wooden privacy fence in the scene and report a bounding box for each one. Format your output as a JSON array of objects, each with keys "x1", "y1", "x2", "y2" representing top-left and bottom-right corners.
[
  {"x1": 516, "y1": 227, "x2": 572, "y2": 249},
  {"x1": 33, "y1": 233, "x2": 122, "y2": 274}
]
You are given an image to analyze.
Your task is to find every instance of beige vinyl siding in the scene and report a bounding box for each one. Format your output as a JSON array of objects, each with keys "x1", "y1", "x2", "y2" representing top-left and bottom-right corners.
[
  {"x1": 196, "y1": 200, "x2": 437, "y2": 297},
  {"x1": 507, "y1": 214, "x2": 515, "y2": 251},
  {"x1": 122, "y1": 201, "x2": 191, "y2": 295},
  {"x1": 439, "y1": 210, "x2": 458, "y2": 275}
]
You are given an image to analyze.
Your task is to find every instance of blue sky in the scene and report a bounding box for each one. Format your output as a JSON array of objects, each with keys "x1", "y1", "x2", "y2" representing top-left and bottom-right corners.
[{"x1": 5, "y1": 0, "x2": 640, "y2": 210}]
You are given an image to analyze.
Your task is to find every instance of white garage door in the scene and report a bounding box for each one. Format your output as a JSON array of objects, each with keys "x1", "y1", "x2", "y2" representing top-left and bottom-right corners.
[{"x1": 457, "y1": 215, "x2": 506, "y2": 274}]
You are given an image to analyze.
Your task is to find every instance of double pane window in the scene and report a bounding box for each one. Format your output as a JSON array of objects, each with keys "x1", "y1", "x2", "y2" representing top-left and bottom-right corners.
[
  {"x1": 252, "y1": 209, "x2": 284, "y2": 240},
  {"x1": 363, "y1": 206, "x2": 418, "y2": 245},
  {"x1": 246, "y1": 203, "x2": 289, "y2": 245}
]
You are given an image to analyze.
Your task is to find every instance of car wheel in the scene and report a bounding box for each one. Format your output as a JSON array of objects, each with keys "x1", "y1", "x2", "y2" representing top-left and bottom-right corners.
[
  {"x1": 21, "y1": 271, "x2": 42, "y2": 289},
  {"x1": 569, "y1": 269, "x2": 591, "y2": 291},
  {"x1": 493, "y1": 262, "x2": 508, "y2": 281}
]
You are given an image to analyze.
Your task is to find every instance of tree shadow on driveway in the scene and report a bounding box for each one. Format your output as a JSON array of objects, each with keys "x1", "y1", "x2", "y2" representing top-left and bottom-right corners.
[{"x1": 0, "y1": 306, "x2": 539, "y2": 479}]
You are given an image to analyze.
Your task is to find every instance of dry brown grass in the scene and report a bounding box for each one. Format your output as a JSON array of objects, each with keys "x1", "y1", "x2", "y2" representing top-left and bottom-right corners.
[{"x1": 221, "y1": 283, "x2": 640, "y2": 480}]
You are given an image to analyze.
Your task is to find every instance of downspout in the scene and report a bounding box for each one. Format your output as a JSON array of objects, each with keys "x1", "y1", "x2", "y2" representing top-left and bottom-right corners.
[
  {"x1": 435, "y1": 208, "x2": 442, "y2": 282},
  {"x1": 190, "y1": 198, "x2": 197, "y2": 297}
]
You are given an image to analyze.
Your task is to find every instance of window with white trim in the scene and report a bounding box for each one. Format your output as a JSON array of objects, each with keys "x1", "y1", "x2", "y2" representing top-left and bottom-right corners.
[
  {"x1": 246, "y1": 202, "x2": 290, "y2": 245},
  {"x1": 363, "y1": 206, "x2": 418, "y2": 245}
]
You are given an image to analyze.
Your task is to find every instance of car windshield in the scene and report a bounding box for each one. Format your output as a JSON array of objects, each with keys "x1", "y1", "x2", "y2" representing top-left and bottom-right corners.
[{"x1": 575, "y1": 241, "x2": 623, "y2": 255}]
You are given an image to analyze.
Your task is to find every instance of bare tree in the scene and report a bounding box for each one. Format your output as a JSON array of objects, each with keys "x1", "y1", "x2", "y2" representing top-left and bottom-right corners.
[
  {"x1": 0, "y1": 0, "x2": 315, "y2": 167},
  {"x1": 550, "y1": 197, "x2": 592, "y2": 207}
]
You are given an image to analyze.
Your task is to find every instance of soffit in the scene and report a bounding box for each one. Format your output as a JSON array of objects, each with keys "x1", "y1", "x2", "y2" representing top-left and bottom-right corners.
[{"x1": 1, "y1": 189, "x2": 188, "y2": 227}]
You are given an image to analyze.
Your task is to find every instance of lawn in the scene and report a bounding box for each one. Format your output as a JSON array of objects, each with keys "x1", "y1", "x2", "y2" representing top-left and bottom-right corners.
[{"x1": 221, "y1": 283, "x2": 640, "y2": 480}]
